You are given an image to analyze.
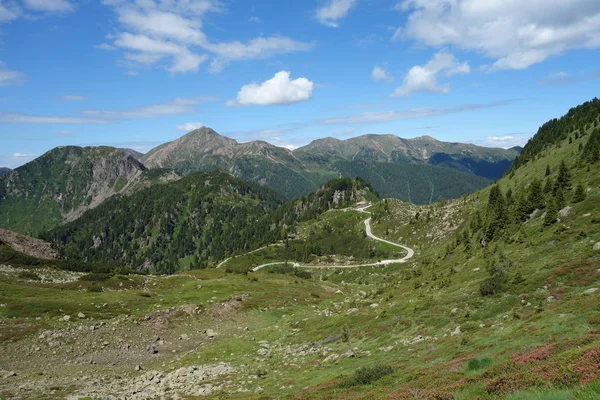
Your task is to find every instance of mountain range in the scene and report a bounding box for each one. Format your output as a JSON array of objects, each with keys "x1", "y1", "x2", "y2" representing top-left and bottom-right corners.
[
  {"x1": 0, "y1": 167, "x2": 11, "y2": 177},
  {"x1": 0, "y1": 129, "x2": 519, "y2": 236},
  {"x1": 141, "y1": 127, "x2": 519, "y2": 199}
]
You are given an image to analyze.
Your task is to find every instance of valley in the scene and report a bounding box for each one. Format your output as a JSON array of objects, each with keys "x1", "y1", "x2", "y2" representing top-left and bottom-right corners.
[{"x1": 1, "y1": 99, "x2": 600, "y2": 399}]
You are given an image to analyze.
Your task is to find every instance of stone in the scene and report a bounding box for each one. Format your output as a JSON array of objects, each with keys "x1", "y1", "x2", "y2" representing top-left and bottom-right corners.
[
  {"x1": 451, "y1": 308, "x2": 459, "y2": 314},
  {"x1": 255, "y1": 386, "x2": 263, "y2": 394},
  {"x1": 584, "y1": 288, "x2": 598, "y2": 296},
  {"x1": 61, "y1": 315, "x2": 71, "y2": 322},
  {"x1": 558, "y1": 206, "x2": 572, "y2": 217},
  {"x1": 347, "y1": 308, "x2": 359, "y2": 314},
  {"x1": 135, "y1": 365, "x2": 142, "y2": 371},
  {"x1": 593, "y1": 243, "x2": 600, "y2": 251},
  {"x1": 451, "y1": 326, "x2": 462, "y2": 337},
  {"x1": 147, "y1": 344, "x2": 158, "y2": 354},
  {"x1": 370, "y1": 303, "x2": 379, "y2": 308},
  {"x1": 206, "y1": 329, "x2": 216, "y2": 338},
  {"x1": 78, "y1": 312, "x2": 86, "y2": 319},
  {"x1": 546, "y1": 295, "x2": 556, "y2": 303},
  {"x1": 257, "y1": 348, "x2": 270, "y2": 356}
]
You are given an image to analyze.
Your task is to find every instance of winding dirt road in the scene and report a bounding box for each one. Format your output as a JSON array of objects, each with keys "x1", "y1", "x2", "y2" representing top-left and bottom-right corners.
[{"x1": 247, "y1": 203, "x2": 415, "y2": 272}]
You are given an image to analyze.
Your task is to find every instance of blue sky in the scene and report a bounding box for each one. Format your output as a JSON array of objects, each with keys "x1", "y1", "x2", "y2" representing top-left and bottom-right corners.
[{"x1": 1, "y1": 0, "x2": 600, "y2": 168}]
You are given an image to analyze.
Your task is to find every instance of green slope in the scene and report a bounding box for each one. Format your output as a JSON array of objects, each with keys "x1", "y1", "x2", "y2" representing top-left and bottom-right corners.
[{"x1": 44, "y1": 173, "x2": 377, "y2": 273}]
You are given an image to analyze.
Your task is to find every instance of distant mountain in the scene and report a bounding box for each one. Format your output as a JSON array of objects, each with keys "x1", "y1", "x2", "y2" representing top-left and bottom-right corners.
[
  {"x1": 294, "y1": 134, "x2": 520, "y2": 180},
  {"x1": 141, "y1": 127, "x2": 325, "y2": 198},
  {"x1": 0, "y1": 146, "x2": 178, "y2": 236},
  {"x1": 119, "y1": 148, "x2": 144, "y2": 159},
  {"x1": 0, "y1": 167, "x2": 11, "y2": 177},
  {"x1": 332, "y1": 160, "x2": 491, "y2": 203},
  {"x1": 141, "y1": 128, "x2": 518, "y2": 202}
]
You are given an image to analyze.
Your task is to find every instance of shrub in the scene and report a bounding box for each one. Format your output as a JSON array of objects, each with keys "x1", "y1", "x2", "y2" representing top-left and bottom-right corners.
[
  {"x1": 467, "y1": 357, "x2": 492, "y2": 371},
  {"x1": 80, "y1": 273, "x2": 111, "y2": 282},
  {"x1": 17, "y1": 271, "x2": 41, "y2": 281},
  {"x1": 340, "y1": 364, "x2": 394, "y2": 387}
]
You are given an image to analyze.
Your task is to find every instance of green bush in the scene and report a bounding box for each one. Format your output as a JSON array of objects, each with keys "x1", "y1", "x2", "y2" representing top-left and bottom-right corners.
[
  {"x1": 467, "y1": 357, "x2": 492, "y2": 371},
  {"x1": 17, "y1": 270, "x2": 41, "y2": 281},
  {"x1": 340, "y1": 364, "x2": 394, "y2": 387},
  {"x1": 79, "y1": 273, "x2": 111, "y2": 282}
]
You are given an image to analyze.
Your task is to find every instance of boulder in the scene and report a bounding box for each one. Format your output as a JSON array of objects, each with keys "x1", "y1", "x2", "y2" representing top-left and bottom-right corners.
[
  {"x1": 584, "y1": 288, "x2": 598, "y2": 296},
  {"x1": 593, "y1": 243, "x2": 600, "y2": 251}
]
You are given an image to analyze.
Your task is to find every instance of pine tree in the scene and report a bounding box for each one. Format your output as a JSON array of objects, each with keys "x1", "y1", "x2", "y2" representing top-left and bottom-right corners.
[
  {"x1": 515, "y1": 192, "x2": 532, "y2": 222},
  {"x1": 554, "y1": 160, "x2": 571, "y2": 192},
  {"x1": 485, "y1": 185, "x2": 508, "y2": 241},
  {"x1": 573, "y1": 183, "x2": 586, "y2": 203},
  {"x1": 543, "y1": 178, "x2": 553, "y2": 194},
  {"x1": 527, "y1": 179, "x2": 544, "y2": 210},
  {"x1": 554, "y1": 187, "x2": 566, "y2": 210},
  {"x1": 545, "y1": 165, "x2": 551, "y2": 176},
  {"x1": 544, "y1": 200, "x2": 558, "y2": 226}
]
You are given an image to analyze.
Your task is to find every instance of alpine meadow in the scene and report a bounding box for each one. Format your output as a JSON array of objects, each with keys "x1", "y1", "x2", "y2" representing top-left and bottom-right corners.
[{"x1": 2, "y1": 1, "x2": 600, "y2": 399}]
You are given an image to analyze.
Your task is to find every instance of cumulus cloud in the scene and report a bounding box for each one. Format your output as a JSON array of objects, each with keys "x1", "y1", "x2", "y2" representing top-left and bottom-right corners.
[
  {"x1": 391, "y1": 51, "x2": 469, "y2": 97},
  {"x1": 227, "y1": 71, "x2": 314, "y2": 106},
  {"x1": 100, "y1": 0, "x2": 312, "y2": 73},
  {"x1": 396, "y1": 0, "x2": 600, "y2": 70},
  {"x1": 316, "y1": 0, "x2": 357, "y2": 27},
  {"x1": 0, "y1": 62, "x2": 25, "y2": 86},
  {"x1": 372, "y1": 65, "x2": 392, "y2": 82},
  {"x1": 176, "y1": 122, "x2": 204, "y2": 132}
]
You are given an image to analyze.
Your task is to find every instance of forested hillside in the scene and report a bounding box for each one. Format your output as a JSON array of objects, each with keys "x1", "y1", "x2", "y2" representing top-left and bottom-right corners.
[
  {"x1": 44, "y1": 174, "x2": 376, "y2": 273},
  {"x1": 333, "y1": 160, "x2": 490, "y2": 203},
  {"x1": 510, "y1": 97, "x2": 600, "y2": 171}
]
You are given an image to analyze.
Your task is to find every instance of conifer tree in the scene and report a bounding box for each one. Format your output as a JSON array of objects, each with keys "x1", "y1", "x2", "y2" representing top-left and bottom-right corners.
[
  {"x1": 545, "y1": 165, "x2": 551, "y2": 176},
  {"x1": 544, "y1": 199, "x2": 558, "y2": 226},
  {"x1": 554, "y1": 187, "x2": 566, "y2": 210},
  {"x1": 527, "y1": 179, "x2": 544, "y2": 210},
  {"x1": 573, "y1": 183, "x2": 586, "y2": 203},
  {"x1": 554, "y1": 161, "x2": 571, "y2": 192},
  {"x1": 543, "y1": 178, "x2": 553, "y2": 194}
]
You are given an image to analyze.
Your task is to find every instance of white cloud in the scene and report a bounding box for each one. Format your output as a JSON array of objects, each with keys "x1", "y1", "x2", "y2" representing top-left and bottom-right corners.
[
  {"x1": 101, "y1": 1, "x2": 312, "y2": 73},
  {"x1": 391, "y1": 51, "x2": 469, "y2": 97},
  {"x1": 0, "y1": 62, "x2": 25, "y2": 86},
  {"x1": 248, "y1": 16, "x2": 261, "y2": 23},
  {"x1": 227, "y1": 71, "x2": 314, "y2": 106},
  {"x1": 372, "y1": 65, "x2": 392, "y2": 82},
  {"x1": 0, "y1": 97, "x2": 213, "y2": 124},
  {"x1": 0, "y1": 113, "x2": 106, "y2": 124},
  {"x1": 319, "y1": 100, "x2": 514, "y2": 124},
  {"x1": 316, "y1": 0, "x2": 357, "y2": 27},
  {"x1": 82, "y1": 97, "x2": 208, "y2": 119},
  {"x1": 486, "y1": 135, "x2": 530, "y2": 148},
  {"x1": 0, "y1": 3, "x2": 20, "y2": 21},
  {"x1": 22, "y1": 0, "x2": 74, "y2": 12},
  {"x1": 60, "y1": 94, "x2": 86, "y2": 101},
  {"x1": 396, "y1": 0, "x2": 600, "y2": 70},
  {"x1": 176, "y1": 122, "x2": 204, "y2": 132},
  {"x1": 0, "y1": 152, "x2": 38, "y2": 168},
  {"x1": 56, "y1": 130, "x2": 72, "y2": 136}
]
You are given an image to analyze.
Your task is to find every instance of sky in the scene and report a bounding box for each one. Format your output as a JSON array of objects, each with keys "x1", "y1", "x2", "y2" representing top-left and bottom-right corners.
[{"x1": 1, "y1": 0, "x2": 600, "y2": 168}]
